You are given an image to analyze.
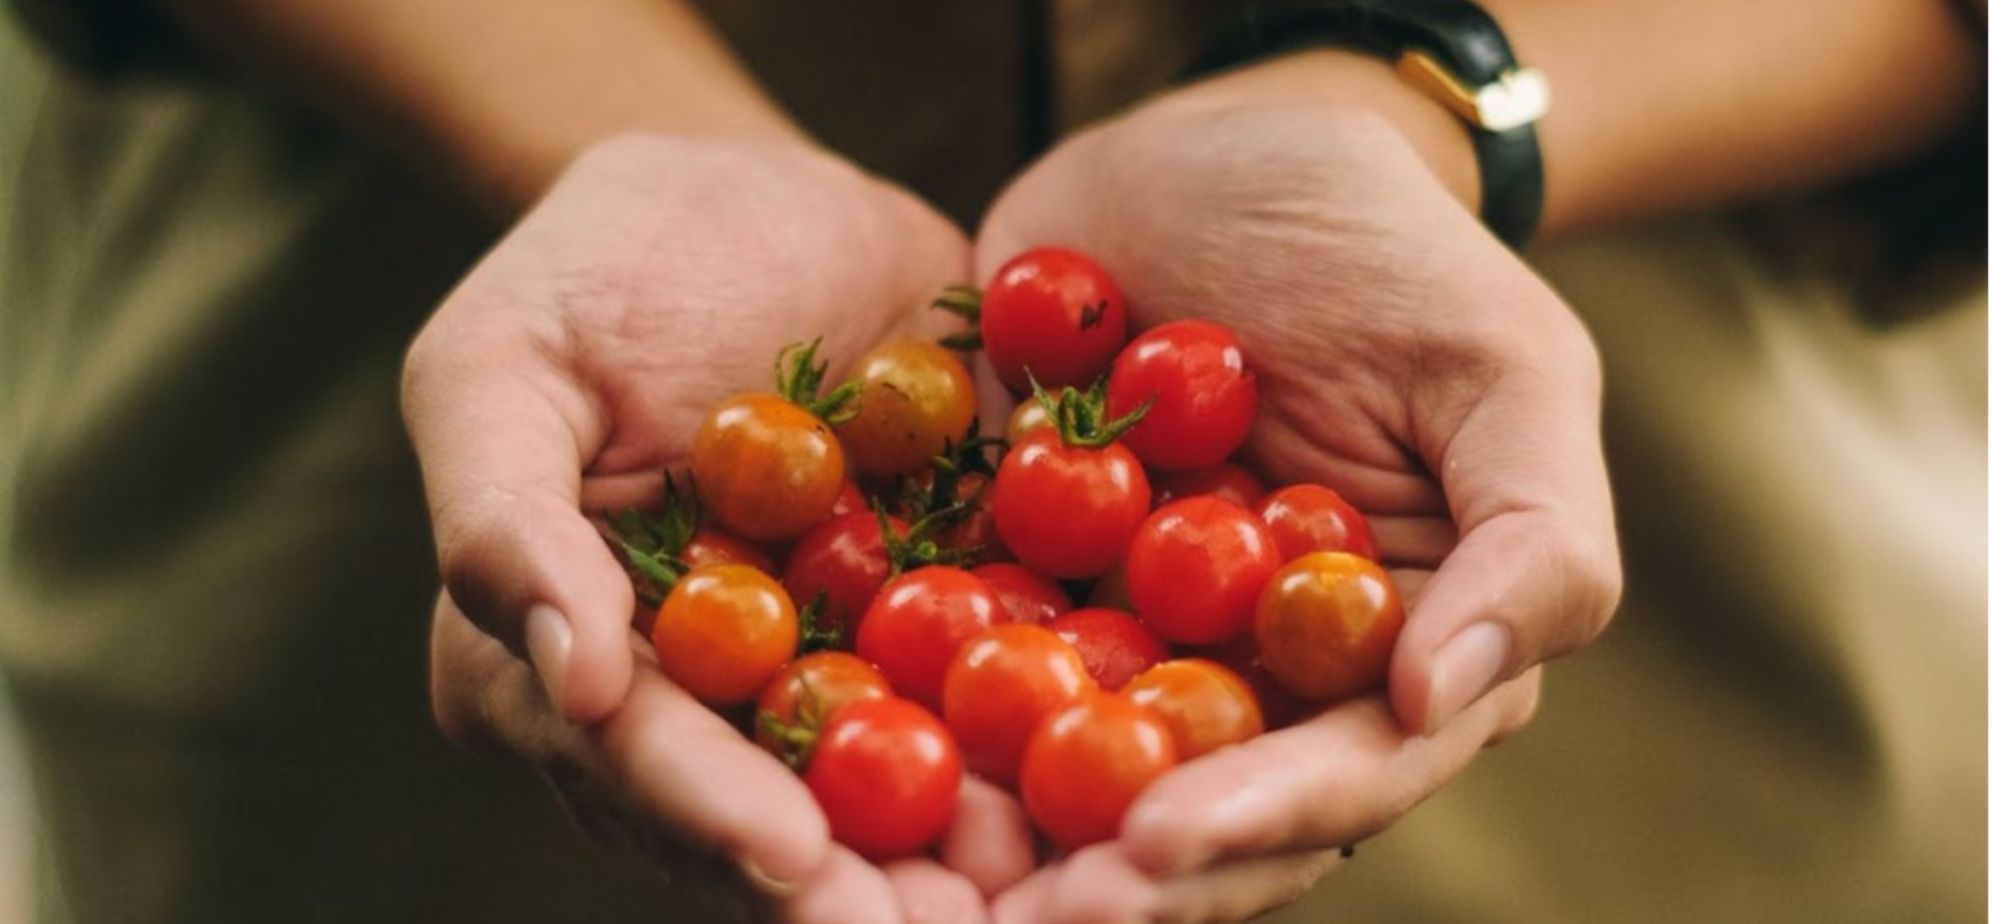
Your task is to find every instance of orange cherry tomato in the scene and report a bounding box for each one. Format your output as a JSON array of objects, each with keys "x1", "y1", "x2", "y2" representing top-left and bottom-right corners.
[
  {"x1": 691, "y1": 392, "x2": 847, "y2": 542},
  {"x1": 755, "y1": 650, "x2": 893, "y2": 766},
  {"x1": 651, "y1": 564, "x2": 799, "y2": 706},
  {"x1": 1122, "y1": 658, "x2": 1264, "y2": 761},
  {"x1": 835, "y1": 337, "x2": 979, "y2": 477},
  {"x1": 1253, "y1": 551, "x2": 1405, "y2": 703}
]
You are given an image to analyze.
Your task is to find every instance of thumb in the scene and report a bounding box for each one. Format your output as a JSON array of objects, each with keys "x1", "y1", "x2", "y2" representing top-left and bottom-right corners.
[
  {"x1": 402, "y1": 307, "x2": 635, "y2": 723},
  {"x1": 1389, "y1": 302, "x2": 1622, "y2": 736}
]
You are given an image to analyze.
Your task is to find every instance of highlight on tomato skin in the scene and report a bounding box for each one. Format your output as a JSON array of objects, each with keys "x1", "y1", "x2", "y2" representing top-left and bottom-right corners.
[
  {"x1": 754, "y1": 651, "x2": 893, "y2": 766},
  {"x1": 1105, "y1": 319, "x2": 1258, "y2": 473},
  {"x1": 1122, "y1": 658, "x2": 1265, "y2": 761},
  {"x1": 835, "y1": 337, "x2": 979, "y2": 477},
  {"x1": 978, "y1": 246, "x2": 1130, "y2": 394},
  {"x1": 690, "y1": 392, "x2": 849, "y2": 542},
  {"x1": 1019, "y1": 689, "x2": 1178, "y2": 851},
  {"x1": 991, "y1": 428, "x2": 1152, "y2": 579},
  {"x1": 1253, "y1": 551, "x2": 1406, "y2": 704},
  {"x1": 803, "y1": 696, "x2": 962, "y2": 861},
  {"x1": 1253, "y1": 483, "x2": 1379, "y2": 563},
  {"x1": 942, "y1": 623, "x2": 1095, "y2": 788},
  {"x1": 1123, "y1": 495, "x2": 1283, "y2": 646},
  {"x1": 1044, "y1": 606, "x2": 1169, "y2": 691},
  {"x1": 853, "y1": 564, "x2": 1010, "y2": 712},
  {"x1": 649, "y1": 563, "x2": 800, "y2": 707}
]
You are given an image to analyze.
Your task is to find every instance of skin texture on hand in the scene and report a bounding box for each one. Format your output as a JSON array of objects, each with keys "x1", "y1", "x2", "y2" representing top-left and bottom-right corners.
[
  {"x1": 967, "y1": 94, "x2": 1623, "y2": 922},
  {"x1": 403, "y1": 134, "x2": 990, "y2": 922}
]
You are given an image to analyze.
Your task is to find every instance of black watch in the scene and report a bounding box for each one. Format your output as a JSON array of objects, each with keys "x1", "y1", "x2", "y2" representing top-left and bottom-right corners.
[{"x1": 1185, "y1": 0, "x2": 1550, "y2": 249}]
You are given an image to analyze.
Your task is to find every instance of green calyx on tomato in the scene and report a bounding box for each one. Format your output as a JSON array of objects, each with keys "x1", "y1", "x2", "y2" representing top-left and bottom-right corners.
[
  {"x1": 775, "y1": 337, "x2": 863, "y2": 425},
  {"x1": 607, "y1": 473, "x2": 701, "y2": 606},
  {"x1": 1031, "y1": 375, "x2": 1151, "y2": 450},
  {"x1": 929, "y1": 283, "x2": 985, "y2": 351}
]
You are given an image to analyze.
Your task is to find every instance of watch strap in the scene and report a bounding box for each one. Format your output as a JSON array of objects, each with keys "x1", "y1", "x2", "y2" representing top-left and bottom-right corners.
[{"x1": 1186, "y1": 0, "x2": 1548, "y2": 248}]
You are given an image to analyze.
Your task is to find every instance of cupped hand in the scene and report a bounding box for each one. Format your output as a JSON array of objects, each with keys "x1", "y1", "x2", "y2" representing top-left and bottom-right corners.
[
  {"x1": 403, "y1": 133, "x2": 988, "y2": 922},
  {"x1": 971, "y1": 93, "x2": 1623, "y2": 921}
]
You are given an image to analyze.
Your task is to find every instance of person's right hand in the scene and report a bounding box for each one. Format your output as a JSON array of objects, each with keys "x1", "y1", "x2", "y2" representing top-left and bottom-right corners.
[{"x1": 402, "y1": 133, "x2": 992, "y2": 923}]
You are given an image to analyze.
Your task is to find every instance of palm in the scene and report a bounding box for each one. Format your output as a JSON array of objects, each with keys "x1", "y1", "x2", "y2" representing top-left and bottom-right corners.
[{"x1": 970, "y1": 102, "x2": 1618, "y2": 921}]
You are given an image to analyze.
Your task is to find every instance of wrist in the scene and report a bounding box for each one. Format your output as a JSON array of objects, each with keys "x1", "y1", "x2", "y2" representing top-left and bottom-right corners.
[{"x1": 1154, "y1": 50, "x2": 1484, "y2": 214}]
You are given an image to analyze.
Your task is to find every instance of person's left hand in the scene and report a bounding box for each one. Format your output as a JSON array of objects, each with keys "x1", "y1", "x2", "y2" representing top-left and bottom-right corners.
[{"x1": 961, "y1": 70, "x2": 1621, "y2": 922}]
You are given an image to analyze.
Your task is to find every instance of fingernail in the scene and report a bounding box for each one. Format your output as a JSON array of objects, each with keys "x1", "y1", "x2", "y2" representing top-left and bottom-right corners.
[
  {"x1": 525, "y1": 604, "x2": 572, "y2": 714},
  {"x1": 735, "y1": 854, "x2": 797, "y2": 898},
  {"x1": 1423, "y1": 622, "x2": 1510, "y2": 735}
]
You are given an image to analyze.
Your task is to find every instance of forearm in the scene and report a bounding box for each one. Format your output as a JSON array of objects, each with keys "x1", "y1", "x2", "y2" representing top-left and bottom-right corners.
[
  {"x1": 149, "y1": 0, "x2": 807, "y2": 216},
  {"x1": 1158, "y1": 0, "x2": 1985, "y2": 237}
]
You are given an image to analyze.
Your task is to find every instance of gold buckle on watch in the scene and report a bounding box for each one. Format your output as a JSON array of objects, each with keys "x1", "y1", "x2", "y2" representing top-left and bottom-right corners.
[{"x1": 1396, "y1": 49, "x2": 1550, "y2": 132}]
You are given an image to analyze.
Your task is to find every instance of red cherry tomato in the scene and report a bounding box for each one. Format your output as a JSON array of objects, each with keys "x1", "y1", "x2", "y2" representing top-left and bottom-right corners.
[
  {"x1": 942, "y1": 623, "x2": 1095, "y2": 788},
  {"x1": 1149, "y1": 462, "x2": 1268, "y2": 510},
  {"x1": 754, "y1": 651, "x2": 893, "y2": 765},
  {"x1": 991, "y1": 428, "x2": 1151, "y2": 579},
  {"x1": 1122, "y1": 658, "x2": 1264, "y2": 761},
  {"x1": 691, "y1": 392, "x2": 847, "y2": 542},
  {"x1": 805, "y1": 696, "x2": 962, "y2": 860},
  {"x1": 1254, "y1": 552, "x2": 1405, "y2": 703},
  {"x1": 1207, "y1": 633, "x2": 1309, "y2": 730},
  {"x1": 854, "y1": 565, "x2": 1009, "y2": 710},
  {"x1": 650, "y1": 564, "x2": 799, "y2": 707},
  {"x1": 980, "y1": 246, "x2": 1129, "y2": 393},
  {"x1": 1253, "y1": 483, "x2": 1378, "y2": 562},
  {"x1": 836, "y1": 337, "x2": 979, "y2": 477},
  {"x1": 1020, "y1": 690, "x2": 1178, "y2": 851},
  {"x1": 1045, "y1": 606, "x2": 1169, "y2": 691},
  {"x1": 972, "y1": 561, "x2": 1073, "y2": 625},
  {"x1": 1105, "y1": 319, "x2": 1256, "y2": 472},
  {"x1": 1124, "y1": 496, "x2": 1283, "y2": 645},
  {"x1": 782, "y1": 510, "x2": 909, "y2": 642}
]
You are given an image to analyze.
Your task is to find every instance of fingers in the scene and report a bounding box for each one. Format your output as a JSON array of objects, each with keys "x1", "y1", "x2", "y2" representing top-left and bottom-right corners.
[
  {"x1": 885, "y1": 859, "x2": 996, "y2": 924},
  {"x1": 404, "y1": 287, "x2": 635, "y2": 723},
  {"x1": 1115, "y1": 676, "x2": 1540, "y2": 876},
  {"x1": 1392, "y1": 287, "x2": 1623, "y2": 734},
  {"x1": 941, "y1": 776, "x2": 1038, "y2": 896},
  {"x1": 589, "y1": 665, "x2": 835, "y2": 889},
  {"x1": 780, "y1": 846, "x2": 907, "y2": 924},
  {"x1": 991, "y1": 842, "x2": 1343, "y2": 924}
]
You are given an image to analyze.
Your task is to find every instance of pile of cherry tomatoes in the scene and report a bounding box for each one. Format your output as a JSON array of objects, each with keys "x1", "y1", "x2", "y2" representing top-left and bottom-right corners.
[{"x1": 611, "y1": 247, "x2": 1403, "y2": 861}]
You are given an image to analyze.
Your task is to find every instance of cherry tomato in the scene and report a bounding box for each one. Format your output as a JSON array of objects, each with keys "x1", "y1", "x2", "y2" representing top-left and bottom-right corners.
[
  {"x1": 980, "y1": 246, "x2": 1130, "y2": 393},
  {"x1": 1045, "y1": 606, "x2": 1169, "y2": 691},
  {"x1": 1020, "y1": 690, "x2": 1178, "y2": 850},
  {"x1": 854, "y1": 565, "x2": 1009, "y2": 710},
  {"x1": 650, "y1": 564, "x2": 799, "y2": 706},
  {"x1": 1105, "y1": 320, "x2": 1257, "y2": 472},
  {"x1": 1124, "y1": 496, "x2": 1283, "y2": 645},
  {"x1": 1207, "y1": 633, "x2": 1308, "y2": 730},
  {"x1": 1254, "y1": 552, "x2": 1405, "y2": 703},
  {"x1": 991, "y1": 428, "x2": 1151, "y2": 578},
  {"x1": 1253, "y1": 483, "x2": 1378, "y2": 562},
  {"x1": 1005, "y1": 396, "x2": 1054, "y2": 445},
  {"x1": 1149, "y1": 462, "x2": 1267, "y2": 510},
  {"x1": 835, "y1": 337, "x2": 979, "y2": 477},
  {"x1": 631, "y1": 525, "x2": 776, "y2": 638},
  {"x1": 972, "y1": 561, "x2": 1073, "y2": 625},
  {"x1": 1122, "y1": 658, "x2": 1264, "y2": 761},
  {"x1": 754, "y1": 651, "x2": 893, "y2": 765},
  {"x1": 782, "y1": 510, "x2": 909, "y2": 643},
  {"x1": 942, "y1": 623, "x2": 1095, "y2": 788},
  {"x1": 805, "y1": 696, "x2": 962, "y2": 860},
  {"x1": 691, "y1": 392, "x2": 847, "y2": 542}
]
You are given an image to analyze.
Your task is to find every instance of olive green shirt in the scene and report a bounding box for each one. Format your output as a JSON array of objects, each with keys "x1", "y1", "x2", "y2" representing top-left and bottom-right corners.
[{"x1": 1, "y1": 3, "x2": 1982, "y2": 923}]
